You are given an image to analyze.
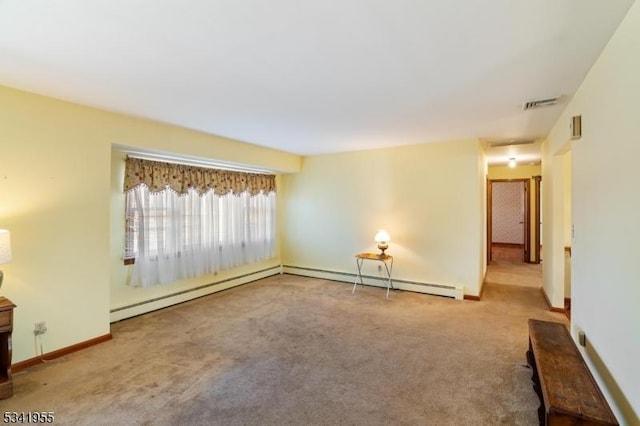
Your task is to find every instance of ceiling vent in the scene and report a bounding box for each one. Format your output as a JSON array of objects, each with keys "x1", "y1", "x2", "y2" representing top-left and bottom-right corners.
[
  {"x1": 522, "y1": 97, "x2": 560, "y2": 110},
  {"x1": 488, "y1": 139, "x2": 535, "y2": 148}
]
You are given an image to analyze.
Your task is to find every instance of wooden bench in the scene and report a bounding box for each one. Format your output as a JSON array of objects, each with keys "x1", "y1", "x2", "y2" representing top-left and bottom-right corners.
[{"x1": 526, "y1": 319, "x2": 618, "y2": 426}]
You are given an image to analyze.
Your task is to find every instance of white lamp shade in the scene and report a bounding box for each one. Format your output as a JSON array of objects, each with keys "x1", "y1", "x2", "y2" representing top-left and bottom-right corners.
[
  {"x1": 0, "y1": 230, "x2": 12, "y2": 265},
  {"x1": 374, "y1": 230, "x2": 390, "y2": 243}
]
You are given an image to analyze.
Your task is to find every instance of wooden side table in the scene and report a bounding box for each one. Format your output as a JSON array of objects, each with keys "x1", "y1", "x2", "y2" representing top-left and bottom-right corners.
[
  {"x1": 353, "y1": 252, "x2": 394, "y2": 298},
  {"x1": 0, "y1": 297, "x2": 16, "y2": 399}
]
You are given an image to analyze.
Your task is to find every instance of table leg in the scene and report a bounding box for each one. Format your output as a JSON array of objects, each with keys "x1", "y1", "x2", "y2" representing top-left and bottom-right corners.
[
  {"x1": 352, "y1": 258, "x2": 364, "y2": 293},
  {"x1": 383, "y1": 259, "x2": 394, "y2": 298}
]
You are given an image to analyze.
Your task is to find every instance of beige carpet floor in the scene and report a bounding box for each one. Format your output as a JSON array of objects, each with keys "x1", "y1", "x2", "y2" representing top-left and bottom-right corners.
[
  {"x1": 484, "y1": 261, "x2": 543, "y2": 288},
  {"x1": 3, "y1": 264, "x2": 565, "y2": 425}
]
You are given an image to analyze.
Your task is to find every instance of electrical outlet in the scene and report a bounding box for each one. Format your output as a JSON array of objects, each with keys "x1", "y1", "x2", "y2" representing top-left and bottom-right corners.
[
  {"x1": 34, "y1": 321, "x2": 47, "y2": 336},
  {"x1": 578, "y1": 331, "x2": 586, "y2": 347}
]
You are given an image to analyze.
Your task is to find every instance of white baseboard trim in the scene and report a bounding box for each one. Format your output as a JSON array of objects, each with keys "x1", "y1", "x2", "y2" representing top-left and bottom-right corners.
[
  {"x1": 282, "y1": 265, "x2": 463, "y2": 300},
  {"x1": 110, "y1": 265, "x2": 282, "y2": 322}
]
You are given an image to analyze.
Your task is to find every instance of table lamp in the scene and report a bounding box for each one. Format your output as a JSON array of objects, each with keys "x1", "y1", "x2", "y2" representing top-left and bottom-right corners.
[
  {"x1": 0, "y1": 230, "x2": 12, "y2": 290},
  {"x1": 374, "y1": 229, "x2": 390, "y2": 256}
]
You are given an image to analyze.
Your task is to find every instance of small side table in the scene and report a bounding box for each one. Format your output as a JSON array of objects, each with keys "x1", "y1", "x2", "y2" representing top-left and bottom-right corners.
[
  {"x1": 0, "y1": 297, "x2": 16, "y2": 399},
  {"x1": 353, "y1": 252, "x2": 394, "y2": 298}
]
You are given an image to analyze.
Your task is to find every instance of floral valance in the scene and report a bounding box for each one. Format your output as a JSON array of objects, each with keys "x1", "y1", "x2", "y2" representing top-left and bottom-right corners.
[{"x1": 124, "y1": 157, "x2": 276, "y2": 196}]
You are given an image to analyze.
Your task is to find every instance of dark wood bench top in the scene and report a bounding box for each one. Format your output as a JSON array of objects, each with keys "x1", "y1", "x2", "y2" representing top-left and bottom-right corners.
[{"x1": 528, "y1": 319, "x2": 618, "y2": 425}]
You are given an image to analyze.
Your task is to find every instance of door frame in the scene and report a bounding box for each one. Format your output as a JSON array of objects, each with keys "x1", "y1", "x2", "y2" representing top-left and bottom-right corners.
[
  {"x1": 533, "y1": 175, "x2": 542, "y2": 263},
  {"x1": 487, "y1": 179, "x2": 531, "y2": 263}
]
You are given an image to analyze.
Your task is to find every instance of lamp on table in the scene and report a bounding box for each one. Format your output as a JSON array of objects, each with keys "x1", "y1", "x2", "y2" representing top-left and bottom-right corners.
[{"x1": 374, "y1": 229, "x2": 390, "y2": 257}]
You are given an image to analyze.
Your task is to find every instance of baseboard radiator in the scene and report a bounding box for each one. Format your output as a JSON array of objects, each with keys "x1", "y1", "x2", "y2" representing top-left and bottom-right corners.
[
  {"x1": 282, "y1": 265, "x2": 463, "y2": 300},
  {"x1": 111, "y1": 264, "x2": 463, "y2": 322},
  {"x1": 110, "y1": 265, "x2": 282, "y2": 322}
]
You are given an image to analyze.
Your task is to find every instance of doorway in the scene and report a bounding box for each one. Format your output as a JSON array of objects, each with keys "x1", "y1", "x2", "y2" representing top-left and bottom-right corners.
[
  {"x1": 487, "y1": 179, "x2": 530, "y2": 263},
  {"x1": 533, "y1": 175, "x2": 542, "y2": 263}
]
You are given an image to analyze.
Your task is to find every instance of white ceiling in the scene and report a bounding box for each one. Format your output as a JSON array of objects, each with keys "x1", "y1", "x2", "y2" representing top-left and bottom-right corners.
[{"x1": 0, "y1": 1, "x2": 634, "y2": 165}]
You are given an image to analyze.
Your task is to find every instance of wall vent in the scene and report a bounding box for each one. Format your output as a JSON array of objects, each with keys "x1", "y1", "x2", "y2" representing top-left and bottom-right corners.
[{"x1": 522, "y1": 97, "x2": 559, "y2": 110}]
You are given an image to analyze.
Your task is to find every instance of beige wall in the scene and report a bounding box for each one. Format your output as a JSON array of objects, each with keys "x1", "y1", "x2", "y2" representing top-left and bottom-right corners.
[
  {"x1": 542, "y1": 145, "x2": 569, "y2": 308},
  {"x1": 487, "y1": 164, "x2": 542, "y2": 180},
  {"x1": 543, "y1": 2, "x2": 640, "y2": 421},
  {"x1": 281, "y1": 139, "x2": 486, "y2": 297},
  {"x1": 0, "y1": 85, "x2": 300, "y2": 363},
  {"x1": 478, "y1": 149, "x2": 487, "y2": 287},
  {"x1": 563, "y1": 152, "x2": 573, "y2": 248},
  {"x1": 488, "y1": 164, "x2": 541, "y2": 262},
  {"x1": 563, "y1": 152, "x2": 572, "y2": 299}
]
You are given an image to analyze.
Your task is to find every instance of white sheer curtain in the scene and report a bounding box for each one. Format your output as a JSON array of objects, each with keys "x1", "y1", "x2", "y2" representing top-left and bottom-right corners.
[{"x1": 126, "y1": 185, "x2": 276, "y2": 287}]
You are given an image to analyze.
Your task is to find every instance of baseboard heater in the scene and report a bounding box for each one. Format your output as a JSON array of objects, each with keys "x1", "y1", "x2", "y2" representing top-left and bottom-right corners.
[
  {"x1": 282, "y1": 265, "x2": 463, "y2": 300},
  {"x1": 110, "y1": 265, "x2": 282, "y2": 322}
]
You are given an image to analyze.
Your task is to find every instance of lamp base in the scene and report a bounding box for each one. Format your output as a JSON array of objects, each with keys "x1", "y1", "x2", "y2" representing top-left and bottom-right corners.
[{"x1": 377, "y1": 243, "x2": 388, "y2": 257}]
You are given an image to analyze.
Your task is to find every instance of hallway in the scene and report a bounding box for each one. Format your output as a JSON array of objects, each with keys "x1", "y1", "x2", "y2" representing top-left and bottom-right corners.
[
  {"x1": 491, "y1": 243, "x2": 525, "y2": 263},
  {"x1": 485, "y1": 258, "x2": 542, "y2": 289}
]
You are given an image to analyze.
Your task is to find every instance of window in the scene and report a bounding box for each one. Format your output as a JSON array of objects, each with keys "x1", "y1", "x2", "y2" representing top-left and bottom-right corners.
[{"x1": 123, "y1": 157, "x2": 276, "y2": 287}]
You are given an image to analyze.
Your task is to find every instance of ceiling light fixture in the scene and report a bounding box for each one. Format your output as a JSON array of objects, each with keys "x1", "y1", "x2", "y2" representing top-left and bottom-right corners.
[{"x1": 508, "y1": 158, "x2": 517, "y2": 168}]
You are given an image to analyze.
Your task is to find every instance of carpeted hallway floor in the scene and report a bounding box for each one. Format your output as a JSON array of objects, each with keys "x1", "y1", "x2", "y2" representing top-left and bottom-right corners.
[{"x1": 3, "y1": 263, "x2": 566, "y2": 425}]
